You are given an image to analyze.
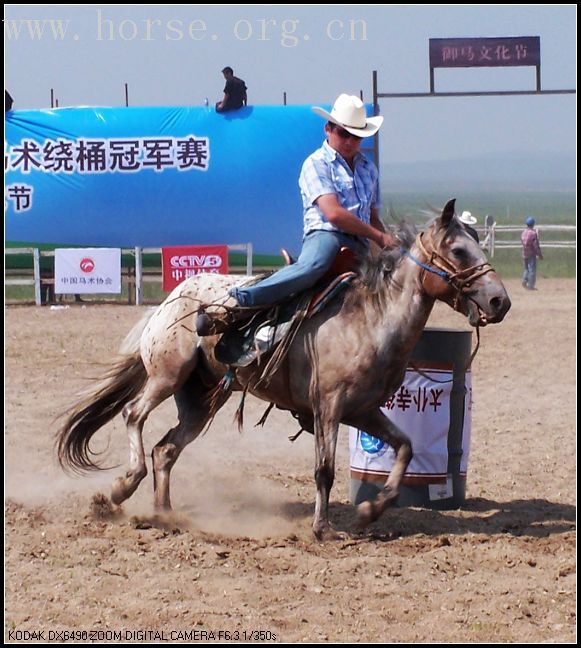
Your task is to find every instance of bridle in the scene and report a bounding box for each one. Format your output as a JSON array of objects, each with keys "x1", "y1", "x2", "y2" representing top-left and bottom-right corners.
[
  {"x1": 402, "y1": 231, "x2": 495, "y2": 308},
  {"x1": 401, "y1": 229, "x2": 497, "y2": 371}
]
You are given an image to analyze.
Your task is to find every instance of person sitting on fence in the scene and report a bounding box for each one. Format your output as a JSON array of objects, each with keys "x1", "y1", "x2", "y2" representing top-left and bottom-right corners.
[{"x1": 215, "y1": 67, "x2": 247, "y2": 113}]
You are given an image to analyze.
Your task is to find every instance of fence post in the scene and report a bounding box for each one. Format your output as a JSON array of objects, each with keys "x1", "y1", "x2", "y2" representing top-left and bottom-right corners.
[
  {"x1": 135, "y1": 247, "x2": 143, "y2": 305},
  {"x1": 245, "y1": 243, "x2": 253, "y2": 275},
  {"x1": 32, "y1": 248, "x2": 41, "y2": 305}
]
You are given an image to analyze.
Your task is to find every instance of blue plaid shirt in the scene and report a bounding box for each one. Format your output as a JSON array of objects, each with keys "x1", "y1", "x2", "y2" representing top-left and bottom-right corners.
[{"x1": 298, "y1": 140, "x2": 380, "y2": 237}]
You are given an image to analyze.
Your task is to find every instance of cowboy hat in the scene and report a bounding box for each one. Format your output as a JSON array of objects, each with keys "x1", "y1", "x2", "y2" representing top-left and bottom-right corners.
[
  {"x1": 312, "y1": 94, "x2": 383, "y2": 138},
  {"x1": 459, "y1": 211, "x2": 477, "y2": 226}
]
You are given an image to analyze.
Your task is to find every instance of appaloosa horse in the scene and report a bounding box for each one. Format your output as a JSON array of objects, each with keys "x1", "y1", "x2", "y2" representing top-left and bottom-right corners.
[{"x1": 57, "y1": 199, "x2": 511, "y2": 540}]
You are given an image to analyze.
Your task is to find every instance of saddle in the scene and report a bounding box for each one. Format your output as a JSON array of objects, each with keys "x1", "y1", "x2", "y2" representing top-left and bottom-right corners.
[{"x1": 214, "y1": 247, "x2": 357, "y2": 368}]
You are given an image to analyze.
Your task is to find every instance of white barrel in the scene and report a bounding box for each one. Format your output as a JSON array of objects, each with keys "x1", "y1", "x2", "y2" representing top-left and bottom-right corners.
[{"x1": 349, "y1": 328, "x2": 472, "y2": 510}]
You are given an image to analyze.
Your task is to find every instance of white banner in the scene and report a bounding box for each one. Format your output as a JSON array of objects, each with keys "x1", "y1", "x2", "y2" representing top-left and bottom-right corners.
[
  {"x1": 54, "y1": 248, "x2": 121, "y2": 294},
  {"x1": 349, "y1": 369, "x2": 472, "y2": 482}
]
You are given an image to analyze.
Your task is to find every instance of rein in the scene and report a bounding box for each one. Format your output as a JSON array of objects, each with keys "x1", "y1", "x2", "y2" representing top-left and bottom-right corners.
[{"x1": 408, "y1": 326, "x2": 481, "y2": 383}]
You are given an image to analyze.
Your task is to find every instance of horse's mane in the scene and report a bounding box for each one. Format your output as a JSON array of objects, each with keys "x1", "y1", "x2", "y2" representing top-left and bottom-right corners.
[{"x1": 355, "y1": 218, "x2": 417, "y2": 296}]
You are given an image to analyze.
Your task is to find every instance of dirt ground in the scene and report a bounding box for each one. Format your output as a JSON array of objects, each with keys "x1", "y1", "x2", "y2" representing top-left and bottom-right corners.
[{"x1": 5, "y1": 278, "x2": 576, "y2": 643}]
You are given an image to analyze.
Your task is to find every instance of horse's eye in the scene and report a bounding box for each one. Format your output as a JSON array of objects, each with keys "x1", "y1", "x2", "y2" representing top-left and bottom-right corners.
[{"x1": 451, "y1": 247, "x2": 468, "y2": 259}]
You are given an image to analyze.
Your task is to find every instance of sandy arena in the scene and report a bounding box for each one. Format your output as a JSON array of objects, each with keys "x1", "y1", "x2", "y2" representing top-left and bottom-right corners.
[{"x1": 5, "y1": 278, "x2": 576, "y2": 643}]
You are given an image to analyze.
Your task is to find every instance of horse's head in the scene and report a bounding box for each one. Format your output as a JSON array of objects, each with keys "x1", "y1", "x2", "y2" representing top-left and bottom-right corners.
[{"x1": 413, "y1": 199, "x2": 511, "y2": 326}]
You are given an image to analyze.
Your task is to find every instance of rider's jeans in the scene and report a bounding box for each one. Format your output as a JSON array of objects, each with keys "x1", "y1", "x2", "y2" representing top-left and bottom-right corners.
[
  {"x1": 231, "y1": 229, "x2": 366, "y2": 307},
  {"x1": 522, "y1": 256, "x2": 537, "y2": 289}
]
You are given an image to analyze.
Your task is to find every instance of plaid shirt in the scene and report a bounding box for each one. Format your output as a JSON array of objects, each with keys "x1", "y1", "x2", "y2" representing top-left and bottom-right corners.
[
  {"x1": 299, "y1": 140, "x2": 380, "y2": 237},
  {"x1": 521, "y1": 227, "x2": 542, "y2": 258}
]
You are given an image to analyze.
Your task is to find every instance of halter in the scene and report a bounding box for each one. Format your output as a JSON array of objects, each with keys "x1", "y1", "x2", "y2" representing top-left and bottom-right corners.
[
  {"x1": 403, "y1": 231, "x2": 495, "y2": 297},
  {"x1": 402, "y1": 230, "x2": 497, "y2": 371}
]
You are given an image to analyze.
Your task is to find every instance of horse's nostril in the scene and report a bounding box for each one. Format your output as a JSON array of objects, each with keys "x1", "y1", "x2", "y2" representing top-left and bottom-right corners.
[{"x1": 490, "y1": 295, "x2": 511, "y2": 317}]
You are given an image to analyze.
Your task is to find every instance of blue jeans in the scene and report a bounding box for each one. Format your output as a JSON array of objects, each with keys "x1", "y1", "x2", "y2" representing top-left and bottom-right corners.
[
  {"x1": 231, "y1": 230, "x2": 367, "y2": 307},
  {"x1": 522, "y1": 256, "x2": 537, "y2": 289}
]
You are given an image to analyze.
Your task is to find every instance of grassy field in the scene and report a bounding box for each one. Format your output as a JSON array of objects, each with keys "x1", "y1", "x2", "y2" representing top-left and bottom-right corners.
[
  {"x1": 487, "y1": 247, "x2": 575, "y2": 279},
  {"x1": 382, "y1": 189, "x2": 576, "y2": 225},
  {"x1": 5, "y1": 190, "x2": 576, "y2": 304}
]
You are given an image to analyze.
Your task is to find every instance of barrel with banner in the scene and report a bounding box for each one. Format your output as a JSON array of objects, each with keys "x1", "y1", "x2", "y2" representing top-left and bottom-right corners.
[{"x1": 349, "y1": 328, "x2": 472, "y2": 510}]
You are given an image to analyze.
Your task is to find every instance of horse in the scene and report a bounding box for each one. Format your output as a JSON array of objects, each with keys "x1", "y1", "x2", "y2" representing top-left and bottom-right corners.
[{"x1": 56, "y1": 199, "x2": 511, "y2": 540}]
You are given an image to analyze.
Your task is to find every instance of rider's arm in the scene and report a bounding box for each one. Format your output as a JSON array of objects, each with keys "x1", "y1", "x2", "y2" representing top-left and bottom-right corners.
[
  {"x1": 370, "y1": 207, "x2": 386, "y2": 234},
  {"x1": 316, "y1": 194, "x2": 396, "y2": 249}
]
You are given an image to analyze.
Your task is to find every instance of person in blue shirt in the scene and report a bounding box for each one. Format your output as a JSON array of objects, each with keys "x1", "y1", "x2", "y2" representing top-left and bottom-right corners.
[
  {"x1": 237, "y1": 94, "x2": 395, "y2": 304},
  {"x1": 198, "y1": 94, "x2": 396, "y2": 335}
]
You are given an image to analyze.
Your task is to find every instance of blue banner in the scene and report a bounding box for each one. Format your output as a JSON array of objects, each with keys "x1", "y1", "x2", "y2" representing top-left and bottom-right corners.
[{"x1": 5, "y1": 105, "x2": 342, "y2": 255}]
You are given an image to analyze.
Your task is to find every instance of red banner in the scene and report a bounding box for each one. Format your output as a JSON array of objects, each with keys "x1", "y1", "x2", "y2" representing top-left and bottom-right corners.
[{"x1": 161, "y1": 245, "x2": 229, "y2": 292}]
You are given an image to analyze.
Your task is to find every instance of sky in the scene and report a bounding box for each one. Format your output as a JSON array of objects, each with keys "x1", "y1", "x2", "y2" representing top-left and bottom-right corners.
[{"x1": 4, "y1": 4, "x2": 577, "y2": 163}]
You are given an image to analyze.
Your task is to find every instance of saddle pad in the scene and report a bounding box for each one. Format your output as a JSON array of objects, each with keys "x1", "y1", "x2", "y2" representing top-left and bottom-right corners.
[{"x1": 214, "y1": 273, "x2": 356, "y2": 368}]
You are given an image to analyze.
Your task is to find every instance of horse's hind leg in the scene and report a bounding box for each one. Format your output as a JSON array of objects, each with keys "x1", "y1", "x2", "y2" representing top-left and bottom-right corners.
[
  {"x1": 110, "y1": 379, "x2": 174, "y2": 506},
  {"x1": 152, "y1": 370, "x2": 231, "y2": 511},
  {"x1": 348, "y1": 408, "x2": 412, "y2": 528}
]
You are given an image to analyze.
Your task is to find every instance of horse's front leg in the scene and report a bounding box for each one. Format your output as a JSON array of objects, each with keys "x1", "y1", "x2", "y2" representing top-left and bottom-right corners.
[
  {"x1": 311, "y1": 400, "x2": 345, "y2": 541},
  {"x1": 348, "y1": 408, "x2": 413, "y2": 528}
]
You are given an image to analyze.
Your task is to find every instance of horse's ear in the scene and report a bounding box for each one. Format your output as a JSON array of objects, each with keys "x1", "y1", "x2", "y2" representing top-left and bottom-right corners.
[{"x1": 441, "y1": 199, "x2": 456, "y2": 227}]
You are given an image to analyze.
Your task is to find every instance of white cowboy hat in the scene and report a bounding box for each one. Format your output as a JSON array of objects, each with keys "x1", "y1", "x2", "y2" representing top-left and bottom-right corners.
[
  {"x1": 312, "y1": 93, "x2": 383, "y2": 138},
  {"x1": 459, "y1": 211, "x2": 477, "y2": 226}
]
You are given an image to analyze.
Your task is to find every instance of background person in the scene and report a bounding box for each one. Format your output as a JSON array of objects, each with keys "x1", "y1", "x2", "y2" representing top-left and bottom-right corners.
[
  {"x1": 521, "y1": 216, "x2": 543, "y2": 290},
  {"x1": 215, "y1": 66, "x2": 247, "y2": 113},
  {"x1": 458, "y1": 210, "x2": 479, "y2": 243}
]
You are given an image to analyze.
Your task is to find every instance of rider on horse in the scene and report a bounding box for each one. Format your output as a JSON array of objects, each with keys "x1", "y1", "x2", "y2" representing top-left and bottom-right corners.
[{"x1": 197, "y1": 93, "x2": 398, "y2": 336}]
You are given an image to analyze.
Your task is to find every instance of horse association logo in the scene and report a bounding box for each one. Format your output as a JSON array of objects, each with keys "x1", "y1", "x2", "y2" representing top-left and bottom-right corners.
[
  {"x1": 79, "y1": 257, "x2": 95, "y2": 273},
  {"x1": 359, "y1": 431, "x2": 386, "y2": 455}
]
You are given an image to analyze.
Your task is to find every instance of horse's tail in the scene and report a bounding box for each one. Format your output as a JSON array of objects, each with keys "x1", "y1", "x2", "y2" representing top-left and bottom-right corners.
[{"x1": 56, "y1": 311, "x2": 153, "y2": 474}]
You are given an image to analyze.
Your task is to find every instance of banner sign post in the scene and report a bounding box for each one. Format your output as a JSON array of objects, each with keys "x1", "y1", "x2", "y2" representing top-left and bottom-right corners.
[
  {"x1": 161, "y1": 244, "x2": 229, "y2": 292},
  {"x1": 54, "y1": 248, "x2": 121, "y2": 294}
]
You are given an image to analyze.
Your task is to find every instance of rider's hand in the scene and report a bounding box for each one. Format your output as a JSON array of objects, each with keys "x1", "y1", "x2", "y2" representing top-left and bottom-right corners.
[{"x1": 379, "y1": 232, "x2": 398, "y2": 249}]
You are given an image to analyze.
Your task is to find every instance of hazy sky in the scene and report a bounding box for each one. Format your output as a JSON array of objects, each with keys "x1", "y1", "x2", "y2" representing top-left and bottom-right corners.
[{"x1": 5, "y1": 4, "x2": 577, "y2": 163}]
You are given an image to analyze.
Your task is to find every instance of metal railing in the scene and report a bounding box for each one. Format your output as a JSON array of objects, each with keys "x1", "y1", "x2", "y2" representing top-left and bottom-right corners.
[
  {"x1": 5, "y1": 244, "x2": 253, "y2": 306},
  {"x1": 479, "y1": 224, "x2": 576, "y2": 257}
]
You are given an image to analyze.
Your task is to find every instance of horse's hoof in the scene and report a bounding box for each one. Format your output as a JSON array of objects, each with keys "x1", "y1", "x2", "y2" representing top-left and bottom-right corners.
[
  {"x1": 110, "y1": 477, "x2": 127, "y2": 505},
  {"x1": 90, "y1": 493, "x2": 122, "y2": 520},
  {"x1": 380, "y1": 485, "x2": 399, "y2": 508},
  {"x1": 313, "y1": 525, "x2": 346, "y2": 542},
  {"x1": 356, "y1": 500, "x2": 378, "y2": 528}
]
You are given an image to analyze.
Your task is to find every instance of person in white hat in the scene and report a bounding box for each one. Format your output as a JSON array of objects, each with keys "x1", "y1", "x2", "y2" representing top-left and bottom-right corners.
[
  {"x1": 458, "y1": 211, "x2": 479, "y2": 243},
  {"x1": 222, "y1": 93, "x2": 397, "y2": 312}
]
